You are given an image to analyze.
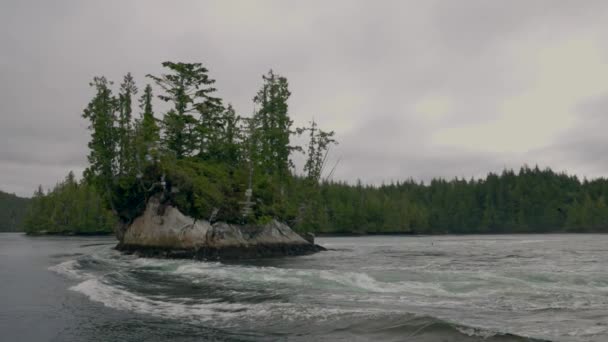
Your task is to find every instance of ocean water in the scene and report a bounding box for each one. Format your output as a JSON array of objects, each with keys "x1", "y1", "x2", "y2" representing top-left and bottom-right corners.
[{"x1": 1, "y1": 233, "x2": 608, "y2": 341}]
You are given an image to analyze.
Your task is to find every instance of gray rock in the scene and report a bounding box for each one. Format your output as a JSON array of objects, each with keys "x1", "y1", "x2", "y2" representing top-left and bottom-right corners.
[
  {"x1": 304, "y1": 232, "x2": 315, "y2": 244},
  {"x1": 117, "y1": 196, "x2": 324, "y2": 259}
]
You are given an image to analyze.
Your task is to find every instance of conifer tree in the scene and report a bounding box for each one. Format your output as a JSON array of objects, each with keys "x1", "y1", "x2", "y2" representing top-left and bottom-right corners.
[
  {"x1": 117, "y1": 73, "x2": 137, "y2": 176},
  {"x1": 218, "y1": 104, "x2": 241, "y2": 165},
  {"x1": 301, "y1": 119, "x2": 337, "y2": 182},
  {"x1": 82, "y1": 76, "x2": 118, "y2": 210},
  {"x1": 139, "y1": 85, "x2": 157, "y2": 138},
  {"x1": 134, "y1": 84, "x2": 159, "y2": 165},
  {"x1": 147, "y1": 62, "x2": 222, "y2": 158},
  {"x1": 252, "y1": 70, "x2": 294, "y2": 178}
]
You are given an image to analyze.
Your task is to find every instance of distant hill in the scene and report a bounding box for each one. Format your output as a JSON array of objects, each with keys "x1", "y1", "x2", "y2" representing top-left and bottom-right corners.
[{"x1": 0, "y1": 191, "x2": 30, "y2": 232}]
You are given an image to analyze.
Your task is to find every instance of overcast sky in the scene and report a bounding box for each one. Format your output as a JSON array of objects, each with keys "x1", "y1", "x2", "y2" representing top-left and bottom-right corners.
[{"x1": 2, "y1": 0, "x2": 608, "y2": 196}]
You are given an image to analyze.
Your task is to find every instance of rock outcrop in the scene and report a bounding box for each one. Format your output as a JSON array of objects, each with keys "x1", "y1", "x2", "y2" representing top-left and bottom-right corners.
[{"x1": 116, "y1": 196, "x2": 324, "y2": 260}]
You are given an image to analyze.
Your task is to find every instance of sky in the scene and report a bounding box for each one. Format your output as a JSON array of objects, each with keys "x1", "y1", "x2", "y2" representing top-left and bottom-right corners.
[{"x1": 2, "y1": 0, "x2": 608, "y2": 197}]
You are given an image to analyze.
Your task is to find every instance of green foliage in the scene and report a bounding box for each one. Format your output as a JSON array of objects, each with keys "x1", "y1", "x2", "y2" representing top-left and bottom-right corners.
[
  {"x1": 117, "y1": 73, "x2": 137, "y2": 176},
  {"x1": 0, "y1": 191, "x2": 30, "y2": 232},
  {"x1": 139, "y1": 84, "x2": 159, "y2": 142},
  {"x1": 205, "y1": 104, "x2": 242, "y2": 165},
  {"x1": 164, "y1": 159, "x2": 232, "y2": 220},
  {"x1": 23, "y1": 172, "x2": 116, "y2": 235},
  {"x1": 290, "y1": 166, "x2": 608, "y2": 234},
  {"x1": 134, "y1": 84, "x2": 160, "y2": 168},
  {"x1": 252, "y1": 70, "x2": 295, "y2": 178},
  {"x1": 300, "y1": 120, "x2": 337, "y2": 182},
  {"x1": 82, "y1": 76, "x2": 118, "y2": 210},
  {"x1": 147, "y1": 61, "x2": 223, "y2": 159}
]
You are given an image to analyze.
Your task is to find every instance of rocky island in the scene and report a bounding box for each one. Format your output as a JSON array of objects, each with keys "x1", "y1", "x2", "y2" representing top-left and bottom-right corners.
[{"x1": 23, "y1": 61, "x2": 335, "y2": 257}]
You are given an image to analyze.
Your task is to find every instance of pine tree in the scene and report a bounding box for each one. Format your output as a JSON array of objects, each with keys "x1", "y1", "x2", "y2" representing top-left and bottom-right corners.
[
  {"x1": 218, "y1": 104, "x2": 241, "y2": 165},
  {"x1": 147, "y1": 62, "x2": 222, "y2": 158},
  {"x1": 134, "y1": 84, "x2": 160, "y2": 167},
  {"x1": 117, "y1": 73, "x2": 137, "y2": 176},
  {"x1": 301, "y1": 119, "x2": 337, "y2": 182},
  {"x1": 82, "y1": 76, "x2": 118, "y2": 211},
  {"x1": 252, "y1": 70, "x2": 294, "y2": 178}
]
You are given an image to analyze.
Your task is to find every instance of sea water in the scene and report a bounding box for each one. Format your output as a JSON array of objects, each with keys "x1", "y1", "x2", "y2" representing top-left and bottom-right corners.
[{"x1": 2, "y1": 233, "x2": 608, "y2": 341}]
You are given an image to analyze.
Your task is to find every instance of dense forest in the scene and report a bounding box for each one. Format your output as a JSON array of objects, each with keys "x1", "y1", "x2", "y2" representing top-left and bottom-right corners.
[
  {"x1": 0, "y1": 190, "x2": 30, "y2": 232},
  {"x1": 304, "y1": 167, "x2": 608, "y2": 234},
  {"x1": 23, "y1": 172, "x2": 115, "y2": 234},
  {"x1": 22, "y1": 60, "x2": 608, "y2": 235}
]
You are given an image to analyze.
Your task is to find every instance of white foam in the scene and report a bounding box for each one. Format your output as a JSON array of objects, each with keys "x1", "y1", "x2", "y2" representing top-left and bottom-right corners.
[
  {"x1": 69, "y1": 277, "x2": 368, "y2": 325},
  {"x1": 455, "y1": 326, "x2": 498, "y2": 338},
  {"x1": 173, "y1": 263, "x2": 305, "y2": 285},
  {"x1": 317, "y1": 270, "x2": 398, "y2": 293},
  {"x1": 70, "y1": 278, "x2": 256, "y2": 323},
  {"x1": 49, "y1": 259, "x2": 89, "y2": 280}
]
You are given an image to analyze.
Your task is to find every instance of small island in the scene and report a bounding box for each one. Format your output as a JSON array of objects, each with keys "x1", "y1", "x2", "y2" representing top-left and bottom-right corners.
[{"x1": 27, "y1": 61, "x2": 333, "y2": 258}]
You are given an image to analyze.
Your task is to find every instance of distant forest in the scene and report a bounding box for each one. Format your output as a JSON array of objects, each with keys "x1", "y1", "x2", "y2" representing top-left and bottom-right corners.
[
  {"x1": 0, "y1": 190, "x2": 30, "y2": 232},
  {"x1": 307, "y1": 166, "x2": 608, "y2": 234},
  {"x1": 23, "y1": 172, "x2": 116, "y2": 235}
]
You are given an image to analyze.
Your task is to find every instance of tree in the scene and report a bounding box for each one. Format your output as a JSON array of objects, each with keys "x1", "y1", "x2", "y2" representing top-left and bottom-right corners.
[
  {"x1": 23, "y1": 173, "x2": 116, "y2": 234},
  {"x1": 300, "y1": 119, "x2": 337, "y2": 182},
  {"x1": 216, "y1": 104, "x2": 241, "y2": 165},
  {"x1": 252, "y1": 70, "x2": 294, "y2": 178},
  {"x1": 134, "y1": 84, "x2": 160, "y2": 167},
  {"x1": 147, "y1": 62, "x2": 223, "y2": 158},
  {"x1": 117, "y1": 73, "x2": 138, "y2": 176},
  {"x1": 82, "y1": 76, "x2": 118, "y2": 211}
]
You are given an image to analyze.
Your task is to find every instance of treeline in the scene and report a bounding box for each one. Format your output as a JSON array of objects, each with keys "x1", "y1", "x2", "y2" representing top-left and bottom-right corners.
[
  {"x1": 0, "y1": 190, "x2": 30, "y2": 232},
  {"x1": 22, "y1": 165, "x2": 608, "y2": 235},
  {"x1": 297, "y1": 166, "x2": 608, "y2": 234},
  {"x1": 24, "y1": 172, "x2": 116, "y2": 235}
]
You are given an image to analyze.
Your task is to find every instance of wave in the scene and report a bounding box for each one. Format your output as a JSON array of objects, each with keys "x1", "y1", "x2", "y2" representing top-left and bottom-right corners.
[
  {"x1": 70, "y1": 278, "x2": 255, "y2": 323},
  {"x1": 50, "y1": 248, "x2": 588, "y2": 341},
  {"x1": 68, "y1": 276, "x2": 541, "y2": 341},
  {"x1": 49, "y1": 259, "x2": 89, "y2": 280}
]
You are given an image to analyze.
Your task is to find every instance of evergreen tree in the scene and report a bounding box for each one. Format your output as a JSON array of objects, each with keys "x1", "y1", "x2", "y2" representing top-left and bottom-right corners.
[
  {"x1": 217, "y1": 104, "x2": 241, "y2": 165},
  {"x1": 301, "y1": 119, "x2": 337, "y2": 182},
  {"x1": 252, "y1": 70, "x2": 294, "y2": 178},
  {"x1": 134, "y1": 84, "x2": 160, "y2": 167},
  {"x1": 24, "y1": 173, "x2": 116, "y2": 234},
  {"x1": 117, "y1": 73, "x2": 137, "y2": 176},
  {"x1": 82, "y1": 76, "x2": 118, "y2": 211},
  {"x1": 147, "y1": 62, "x2": 222, "y2": 158},
  {"x1": 0, "y1": 190, "x2": 29, "y2": 232}
]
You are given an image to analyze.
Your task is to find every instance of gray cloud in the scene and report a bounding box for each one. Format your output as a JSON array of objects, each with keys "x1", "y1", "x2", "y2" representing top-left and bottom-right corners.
[{"x1": 2, "y1": 0, "x2": 608, "y2": 196}]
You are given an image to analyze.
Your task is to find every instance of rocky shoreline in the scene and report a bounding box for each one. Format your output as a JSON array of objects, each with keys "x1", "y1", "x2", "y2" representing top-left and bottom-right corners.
[{"x1": 115, "y1": 196, "x2": 325, "y2": 260}]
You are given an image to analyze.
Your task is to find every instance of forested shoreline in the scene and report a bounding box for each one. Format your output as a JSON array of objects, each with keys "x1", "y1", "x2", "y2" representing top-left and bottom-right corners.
[
  {"x1": 307, "y1": 166, "x2": 608, "y2": 234},
  {"x1": 21, "y1": 165, "x2": 608, "y2": 235},
  {"x1": 19, "y1": 60, "x2": 608, "y2": 236},
  {"x1": 0, "y1": 191, "x2": 29, "y2": 232},
  {"x1": 23, "y1": 172, "x2": 115, "y2": 235}
]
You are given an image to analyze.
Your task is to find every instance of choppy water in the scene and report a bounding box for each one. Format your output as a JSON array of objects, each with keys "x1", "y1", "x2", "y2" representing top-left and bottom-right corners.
[{"x1": 2, "y1": 233, "x2": 608, "y2": 341}]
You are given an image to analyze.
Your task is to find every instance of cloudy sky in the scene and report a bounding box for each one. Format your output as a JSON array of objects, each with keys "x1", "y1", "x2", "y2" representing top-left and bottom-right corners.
[{"x1": 2, "y1": 0, "x2": 608, "y2": 196}]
